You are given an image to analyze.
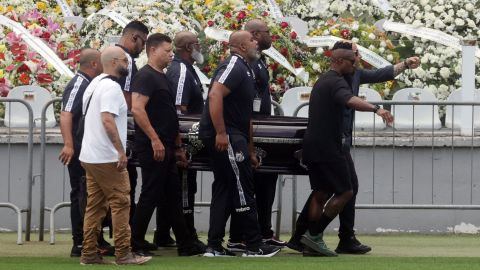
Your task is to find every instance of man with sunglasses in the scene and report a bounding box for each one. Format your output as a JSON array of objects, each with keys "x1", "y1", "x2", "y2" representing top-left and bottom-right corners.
[
  {"x1": 116, "y1": 21, "x2": 149, "y2": 233},
  {"x1": 152, "y1": 32, "x2": 206, "y2": 248},
  {"x1": 296, "y1": 43, "x2": 394, "y2": 257},
  {"x1": 289, "y1": 40, "x2": 419, "y2": 255}
]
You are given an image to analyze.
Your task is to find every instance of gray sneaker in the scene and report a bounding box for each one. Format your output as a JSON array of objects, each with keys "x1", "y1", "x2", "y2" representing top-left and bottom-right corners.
[
  {"x1": 300, "y1": 231, "x2": 337, "y2": 257},
  {"x1": 115, "y1": 252, "x2": 152, "y2": 265}
]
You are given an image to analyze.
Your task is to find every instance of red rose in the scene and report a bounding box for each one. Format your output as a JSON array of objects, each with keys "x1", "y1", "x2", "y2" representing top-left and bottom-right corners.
[
  {"x1": 37, "y1": 73, "x2": 53, "y2": 84},
  {"x1": 270, "y1": 63, "x2": 279, "y2": 70},
  {"x1": 324, "y1": 50, "x2": 332, "y2": 57},
  {"x1": 294, "y1": 61, "x2": 301, "y2": 68},
  {"x1": 202, "y1": 65, "x2": 211, "y2": 73},
  {"x1": 280, "y1": 22, "x2": 289, "y2": 29},
  {"x1": 340, "y1": 29, "x2": 350, "y2": 39},
  {"x1": 38, "y1": 17, "x2": 48, "y2": 26},
  {"x1": 271, "y1": 35, "x2": 280, "y2": 42},
  {"x1": 280, "y1": 48, "x2": 289, "y2": 57},
  {"x1": 290, "y1": 31, "x2": 297, "y2": 39},
  {"x1": 224, "y1": 12, "x2": 232, "y2": 18},
  {"x1": 276, "y1": 77, "x2": 285, "y2": 85},
  {"x1": 0, "y1": 53, "x2": 4, "y2": 60},
  {"x1": 236, "y1": 11, "x2": 246, "y2": 21},
  {"x1": 19, "y1": 72, "x2": 30, "y2": 85},
  {"x1": 11, "y1": 43, "x2": 27, "y2": 56},
  {"x1": 17, "y1": 64, "x2": 30, "y2": 73},
  {"x1": 262, "y1": 11, "x2": 269, "y2": 17},
  {"x1": 0, "y1": 78, "x2": 5, "y2": 84},
  {"x1": 15, "y1": 55, "x2": 26, "y2": 62},
  {"x1": 40, "y1": 32, "x2": 51, "y2": 40},
  {"x1": 207, "y1": 20, "x2": 214, "y2": 27}
]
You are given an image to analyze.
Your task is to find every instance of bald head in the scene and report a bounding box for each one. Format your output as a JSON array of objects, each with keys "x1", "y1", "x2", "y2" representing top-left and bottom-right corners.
[
  {"x1": 245, "y1": 19, "x2": 268, "y2": 32},
  {"x1": 101, "y1": 46, "x2": 125, "y2": 68},
  {"x1": 79, "y1": 48, "x2": 100, "y2": 68},
  {"x1": 229, "y1": 30, "x2": 252, "y2": 49},
  {"x1": 101, "y1": 46, "x2": 129, "y2": 78},
  {"x1": 174, "y1": 31, "x2": 198, "y2": 49},
  {"x1": 229, "y1": 30, "x2": 258, "y2": 62}
]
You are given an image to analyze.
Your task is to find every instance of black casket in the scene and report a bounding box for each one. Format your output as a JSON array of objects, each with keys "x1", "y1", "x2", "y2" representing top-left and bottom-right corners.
[{"x1": 179, "y1": 114, "x2": 308, "y2": 175}]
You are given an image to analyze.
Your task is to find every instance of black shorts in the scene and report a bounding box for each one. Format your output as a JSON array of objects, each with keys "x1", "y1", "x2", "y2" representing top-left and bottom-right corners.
[{"x1": 307, "y1": 158, "x2": 352, "y2": 195}]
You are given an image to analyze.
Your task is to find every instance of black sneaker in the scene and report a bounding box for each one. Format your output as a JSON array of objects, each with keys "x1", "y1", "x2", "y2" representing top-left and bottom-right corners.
[
  {"x1": 242, "y1": 244, "x2": 281, "y2": 257},
  {"x1": 133, "y1": 240, "x2": 158, "y2": 251},
  {"x1": 178, "y1": 241, "x2": 207, "y2": 256},
  {"x1": 335, "y1": 236, "x2": 372, "y2": 254},
  {"x1": 263, "y1": 237, "x2": 287, "y2": 247},
  {"x1": 70, "y1": 244, "x2": 82, "y2": 257},
  {"x1": 227, "y1": 241, "x2": 246, "y2": 252},
  {"x1": 133, "y1": 249, "x2": 156, "y2": 257},
  {"x1": 287, "y1": 238, "x2": 304, "y2": 252},
  {"x1": 203, "y1": 246, "x2": 236, "y2": 257},
  {"x1": 154, "y1": 234, "x2": 177, "y2": 248}
]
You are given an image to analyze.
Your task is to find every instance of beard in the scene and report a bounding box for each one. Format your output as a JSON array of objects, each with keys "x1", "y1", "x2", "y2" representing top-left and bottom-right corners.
[
  {"x1": 117, "y1": 66, "x2": 129, "y2": 77},
  {"x1": 247, "y1": 47, "x2": 260, "y2": 62},
  {"x1": 191, "y1": 48, "x2": 204, "y2": 65}
]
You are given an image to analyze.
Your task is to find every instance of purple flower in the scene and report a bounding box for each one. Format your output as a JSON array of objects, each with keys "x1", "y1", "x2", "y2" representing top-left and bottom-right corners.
[{"x1": 47, "y1": 18, "x2": 60, "y2": 32}]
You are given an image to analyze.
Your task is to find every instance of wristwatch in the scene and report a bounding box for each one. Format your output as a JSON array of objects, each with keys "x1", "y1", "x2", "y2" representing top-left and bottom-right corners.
[{"x1": 373, "y1": 104, "x2": 381, "y2": 113}]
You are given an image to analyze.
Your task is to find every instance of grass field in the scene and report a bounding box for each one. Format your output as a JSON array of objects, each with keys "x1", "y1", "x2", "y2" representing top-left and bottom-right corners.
[{"x1": 1, "y1": 232, "x2": 480, "y2": 269}]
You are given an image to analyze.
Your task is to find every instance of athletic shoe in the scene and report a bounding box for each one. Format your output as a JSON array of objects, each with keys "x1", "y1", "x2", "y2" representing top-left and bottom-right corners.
[
  {"x1": 132, "y1": 240, "x2": 158, "y2": 251},
  {"x1": 242, "y1": 244, "x2": 281, "y2": 257},
  {"x1": 154, "y1": 234, "x2": 177, "y2": 248},
  {"x1": 335, "y1": 236, "x2": 372, "y2": 254},
  {"x1": 178, "y1": 240, "x2": 207, "y2": 256},
  {"x1": 115, "y1": 252, "x2": 152, "y2": 265},
  {"x1": 286, "y1": 238, "x2": 304, "y2": 252},
  {"x1": 263, "y1": 237, "x2": 287, "y2": 247},
  {"x1": 80, "y1": 254, "x2": 114, "y2": 265},
  {"x1": 70, "y1": 245, "x2": 82, "y2": 257},
  {"x1": 302, "y1": 246, "x2": 329, "y2": 257},
  {"x1": 300, "y1": 231, "x2": 337, "y2": 257},
  {"x1": 227, "y1": 241, "x2": 246, "y2": 252},
  {"x1": 203, "y1": 246, "x2": 236, "y2": 257}
]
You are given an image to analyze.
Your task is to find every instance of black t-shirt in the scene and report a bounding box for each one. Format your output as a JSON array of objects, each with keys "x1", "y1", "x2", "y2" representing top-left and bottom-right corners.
[
  {"x1": 199, "y1": 54, "x2": 256, "y2": 139},
  {"x1": 61, "y1": 71, "x2": 91, "y2": 150},
  {"x1": 166, "y1": 55, "x2": 204, "y2": 114},
  {"x1": 302, "y1": 70, "x2": 354, "y2": 162},
  {"x1": 116, "y1": 44, "x2": 137, "y2": 93},
  {"x1": 131, "y1": 64, "x2": 179, "y2": 146},
  {"x1": 252, "y1": 57, "x2": 272, "y2": 116}
]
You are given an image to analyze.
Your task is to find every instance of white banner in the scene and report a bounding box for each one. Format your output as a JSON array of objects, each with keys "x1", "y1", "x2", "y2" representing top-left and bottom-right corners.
[
  {"x1": 371, "y1": 0, "x2": 393, "y2": 14},
  {"x1": 382, "y1": 20, "x2": 480, "y2": 58},
  {"x1": 266, "y1": 0, "x2": 284, "y2": 20},
  {"x1": 305, "y1": 36, "x2": 391, "y2": 68},
  {"x1": 0, "y1": 15, "x2": 74, "y2": 77},
  {"x1": 204, "y1": 28, "x2": 308, "y2": 82},
  {"x1": 193, "y1": 65, "x2": 211, "y2": 85},
  {"x1": 55, "y1": 0, "x2": 74, "y2": 17},
  {"x1": 87, "y1": 8, "x2": 130, "y2": 28}
]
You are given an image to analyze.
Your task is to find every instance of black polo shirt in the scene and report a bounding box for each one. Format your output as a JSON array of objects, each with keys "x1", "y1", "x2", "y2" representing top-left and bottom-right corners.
[
  {"x1": 131, "y1": 64, "x2": 179, "y2": 147},
  {"x1": 251, "y1": 56, "x2": 271, "y2": 116},
  {"x1": 302, "y1": 70, "x2": 354, "y2": 163},
  {"x1": 166, "y1": 55, "x2": 204, "y2": 114},
  {"x1": 199, "y1": 54, "x2": 256, "y2": 139},
  {"x1": 61, "y1": 71, "x2": 91, "y2": 149},
  {"x1": 115, "y1": 44, "x2": 137, "y2": 93}
]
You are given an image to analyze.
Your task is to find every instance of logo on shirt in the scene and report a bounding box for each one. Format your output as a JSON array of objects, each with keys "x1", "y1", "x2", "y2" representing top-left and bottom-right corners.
[
  {"x1": 235, "y1": 151, "x2": 245, "y2": 162},
  {"x1": 258, "y1": 63, "x2": 262, "y2": 69},
  {"x1": 235, "y1": 206, "x2": 251, "y2": 213},
  {"x1": 246, "y1": 71, "x2": 251, "y2": 77}
]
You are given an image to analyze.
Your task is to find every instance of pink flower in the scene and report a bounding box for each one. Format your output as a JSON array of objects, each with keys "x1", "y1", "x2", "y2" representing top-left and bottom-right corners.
[
  {"x1": 6, "y1": 32, "x2": 22, "y2": 45},
  {"x1": 47, "y1": 18, "x2": 60, "y2": 32},
  {"x1": 31, "y1": 27, "x2": 43, "y2": 37},
  {"x1": 280, "y1": 22, "x2": 289, "y2": 29},
  {"x1": 290, "y1": 31, "x2": 297, "y2": 39},
  {"x1": 207, "y1": 20, "x2": 214, "y2": 27},
  {"x1": 0, "y1": 83, "x2": 10, "y2": 97},
  {"x1": 6, "y1": 65, "x2": 15, "y2": 72}
]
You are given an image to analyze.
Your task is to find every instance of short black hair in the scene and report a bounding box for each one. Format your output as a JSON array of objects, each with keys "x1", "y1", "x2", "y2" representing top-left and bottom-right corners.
[
  {"x1": 146, "y1": 33, "x2": 172, "y2": 56},
  {"x1": 331, "y1": 41, "x2": 353, "y2": 51},
  {"x1": 122, "y1": 20, "x2": 149, "y2": 36}
]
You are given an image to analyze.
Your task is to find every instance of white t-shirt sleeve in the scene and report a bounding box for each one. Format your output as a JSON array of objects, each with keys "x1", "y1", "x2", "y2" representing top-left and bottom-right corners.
[{"x1": 99, "y1": 82, "x2": 123, "y2": 116}]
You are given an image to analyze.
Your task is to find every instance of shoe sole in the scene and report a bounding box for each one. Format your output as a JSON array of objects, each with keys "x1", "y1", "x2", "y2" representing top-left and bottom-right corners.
[
  {"x1": 203, "y1": 253, "x2": 236, "y2": 257},
  {"x1": 300, "y1": 236, "x2": 337, "y2": 257},
  {"x1": 227, "y1": 247, "x2": 246, "y2": 252},
  {"x1": 115, "y1": 256, "x2": 152, "y2": 265},
  {"x1": 241, "y1": 249, "x2": 280, "y2": 258},
  {"x1": 335, "y1": 248, "x2": 371, "y2": 255}
]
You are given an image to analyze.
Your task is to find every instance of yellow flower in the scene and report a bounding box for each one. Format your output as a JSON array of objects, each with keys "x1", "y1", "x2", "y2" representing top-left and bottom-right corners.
[
  {"x1": 331, "y1": 29, "x2": 339, "y2": 35},
  {"x1": 36, "y1": 2, "x2": 47, "y2": 11},
  {"x1": 0, "y1": 69, "x2": 4, "y2": 79},
  {"x1": 0, "y1": 44, "x2": 6, "y2": 53},
  {"x1": 205, "y1": 0, "x2": 213, "y2": 6},
  {"x1": 54, "y1": 6, "x2": 61, "y2": 14},
  {"x1": 7, "y1": 5, "x2": 14, "y2": 12},
  {"x1": 0, "y1": 5, "x2": 5, "y2": 13},
  {"x1": 195, "y1": 12, "x2": 204, "y2": 21},
  {"x1": 246, "y1": 4, "x2": 253, "y2": 11}
]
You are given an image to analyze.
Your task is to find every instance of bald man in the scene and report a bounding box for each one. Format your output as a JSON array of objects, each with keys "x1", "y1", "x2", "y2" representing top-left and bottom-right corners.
[
  {"x1": 299, "y1": 43, "x2": 393, "y2": 257},
  {"x1": 153, "y1": 32, "x2": 206, "y2": 248},
  {"x1": 59, "y1": 48, "x2": 104, "y2": 257},
  {"x1": 199, "y1": 31, "x2": 280, "y2": 257},
  {"x1": 78, "y1": 46, "x2": 151, "y2": 265}
]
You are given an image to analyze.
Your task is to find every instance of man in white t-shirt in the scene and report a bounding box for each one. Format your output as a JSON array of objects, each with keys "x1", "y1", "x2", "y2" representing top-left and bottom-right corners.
[{"x1": 78, "y1": 46, "x2": 151, "y2": 266}]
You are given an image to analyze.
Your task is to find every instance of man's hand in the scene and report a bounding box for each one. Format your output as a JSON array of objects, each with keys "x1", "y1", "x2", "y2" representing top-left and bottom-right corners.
[
  {"x1": 215, "y1": 133, "x2": 228, "y2": 152},
  {"x1": 376, "y1": 108, "x2": 394, "y2": 126},
  {"x1": 250, "y1": 152, "x2": 259, "y2": 169},
  {"x1": 117, "y1": 152, "x2": 128, "y2": 171},
  {"x1": 175, "y1": 147, "x2": 189, "y2": 169},
  {"x1": 406, "y1": 56, "x2": 420, "y2": 69},
  {"x1": 59, "y1": 146, "x2": 74, "y2": 165},
  {"x1": 152, "y1": 138, "x2": 165, "y2": 161}
]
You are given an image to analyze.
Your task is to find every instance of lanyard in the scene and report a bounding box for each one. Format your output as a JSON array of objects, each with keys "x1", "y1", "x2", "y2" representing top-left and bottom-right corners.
[{"x1": 232, "y1": 53, "x2": 260, "y2": 97}]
